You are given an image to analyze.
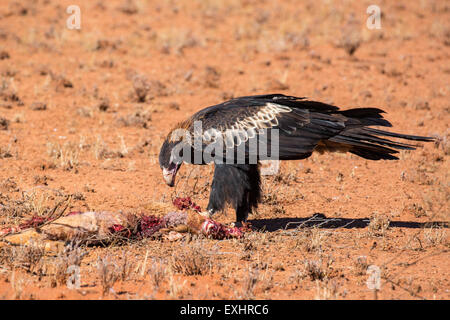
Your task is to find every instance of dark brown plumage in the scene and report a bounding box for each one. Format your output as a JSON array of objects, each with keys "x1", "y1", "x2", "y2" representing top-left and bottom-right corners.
[{"x1": 158, "y1": 94, "x2": 434, "y2": 222}]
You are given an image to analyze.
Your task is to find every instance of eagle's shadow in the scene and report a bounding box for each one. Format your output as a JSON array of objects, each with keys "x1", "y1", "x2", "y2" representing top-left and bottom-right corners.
[{"x1": 248, "y1": 213, "x2": 449, "y2": 232}]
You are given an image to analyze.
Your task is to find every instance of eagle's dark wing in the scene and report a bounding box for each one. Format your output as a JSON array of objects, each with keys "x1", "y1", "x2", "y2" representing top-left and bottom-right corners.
[{"x1": 177, "y1": 94, "x2": 431, "y2": 163}]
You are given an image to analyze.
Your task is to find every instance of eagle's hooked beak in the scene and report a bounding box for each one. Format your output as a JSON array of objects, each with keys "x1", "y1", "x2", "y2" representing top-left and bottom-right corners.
[{"x1": 162, "y1": 163, "x2": 180, "y2": 187}]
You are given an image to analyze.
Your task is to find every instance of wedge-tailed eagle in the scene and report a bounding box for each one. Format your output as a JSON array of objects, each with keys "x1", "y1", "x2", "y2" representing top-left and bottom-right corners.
[{"x1": 158, "y1": 94, "x2": 433, "y2": 222}]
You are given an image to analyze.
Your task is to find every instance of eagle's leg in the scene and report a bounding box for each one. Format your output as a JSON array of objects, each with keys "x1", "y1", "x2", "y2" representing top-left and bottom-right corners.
[
  {"x1": 235, "y1": 192, "x2": 251, "y2": 222},
  {"x1": 205, "y1": 164, "x2": 261, "y2": 222}
]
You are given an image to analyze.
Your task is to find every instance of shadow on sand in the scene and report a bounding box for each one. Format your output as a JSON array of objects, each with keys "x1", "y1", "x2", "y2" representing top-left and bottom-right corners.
[{"x1": 248, "y1": 213, "x2": 449, "y2": 232}]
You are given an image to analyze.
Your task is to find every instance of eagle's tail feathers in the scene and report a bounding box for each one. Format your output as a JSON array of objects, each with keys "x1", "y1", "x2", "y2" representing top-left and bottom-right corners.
[{"x1": 327, "y1": 127, "x2": 434, "y2": 161}]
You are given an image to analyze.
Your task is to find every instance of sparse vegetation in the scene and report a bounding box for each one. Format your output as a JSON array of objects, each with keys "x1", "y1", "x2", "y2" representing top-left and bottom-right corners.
[
  {"x1": 424, "y1": 227, "x2": 447, "y2": 247},
  {"x1": 368, "y1": 213, "x2": 391, "y2": 237},
  {"x1": 52, "y1": 244, "x2": 85, "y2": 287},
  {"x1": 116, "y1": 108, "x2": 152, "y2": 128},
  {"x1": 96, "y1": 255, "x2": 120, "y2": 296},
  {"x1": 46, "y1": 141, "x2": 80, "y2": 170},
  {"x1": 169, "y1": 243, "x2": 212, "y2": 276},
  {"x1": 353, "y1": 256, "x2": 369, "y2": 276},
  {"x1": 148, "y1": 258, "x2": 167, "y2": 290},
  {"x1": 0, "y1": 243, "x2": 45, "y2": 275},
  {"x1": 241, "y1": 266, "x2": 259, "y2": 299},
  {"x1": 296, "y1": 227, "x2": 329, "y2": 253},
  {"x1": 0, "y1": 0, "x2": 447, "y2": 301},
  {"x1": 303, "y1": 258, "x2": 333, "y2": 281}
]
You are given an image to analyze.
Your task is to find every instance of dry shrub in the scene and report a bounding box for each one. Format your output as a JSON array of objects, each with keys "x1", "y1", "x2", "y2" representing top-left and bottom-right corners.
[
  {"x1": 132, "y1": 75, "x2": 150, "y2": 102},
  {"x1": 0, "y1": 188, "x2": 71, "y2": 226},
  {"x1": 203, "y1": 66, "x2": 221, "y2": 88},
  {"x1": 118, "y1": 251, "x2": 133, "y2": 281},
  {"x1": 303, "y1": 257, "x2": 335, "y2": 282},
  {"x1": 29, "y1": 101, "x2": 46, "y2": 111},
  {"x1": 0, "y1": 117, "x2": 9, "y2": 130},
  {"x1": 0, "y1": 177, "x2": 18, "y2": 192},
  {"x1": 261, "y1": 164, "x2": 301, "y2": 213},
  {"x1": 315, "y1": 279, "x2": 341, "y2": 300},
  {"x1": 403, "y1": 203, "x2": 427, "y2": 218},
  {"x1": 52, "y1": 74, "x2": 73, "y2": 90},
  {"x1": 52, "y1": 244, "x2": 85, "y2": 287},
  {"x1": 353, "y1": 256, "x2": 369, "y2": 276},
  {"x1": 93, "y1": 136, "x2": 124, "y2": 160},
  {"x1": 118, "y1": 0, "x2": 138, "y2": 15},
  {"x1": 288, "y1": 269, "x2": 305, "y2": 288},
  {"x1": 0, "y1": 243, "x2": 45, "y2": 275},
  {"x1": 368, "y1": 213, "x2": 390, "y2": 237},
  {"x1": 304, "y1": 259, "x2": 327, "y2": 281},
  {"x1": 335, "y1": 15, "x2": 361, "y2": 56},
  {"x1": 97, "y1": 255, "x2": 120, "y2": 296},
  {"x1": 157, "y1": 28, "x2": 200, "y2": 55},
  {"x1": 95, "y1": 39, "x2": 121, "y2": 51},
  {"x1": 76, "y1": 107, "x2": 94, "y2": 118},
  {"x1": 33, "y1": 175, "x2": 52, "y2": 186},
  {"x1": 168, "y1": 273, "x2": 186, "y2": 298},
  {"x1": 46, "y1": 141, "x2": 80, "y2": 170},
  {"x1": 0, "y1": 193, "x2": 33, "y2": 222},
  {"x1": 241, "y1": 266, "x2": 259, "y2": 299},
  {"x1": 0, "y1": 146, "x2": 13, "y2": 159},
  {"x1": 10, "y1": 270, "x2": 25, "y2": 299},
  {"x1": 338, "y1": 34, "x2": 360, "y2": 56},
  {"x1": 0, "y1": 51, "x2": 10, "y2": 60},
  {"x1": 97, "y1": 97, "x2": 110, "y2": 112},
  {"x1": 433, "y1": 133, "x2": 450, "y2": 155},
  {"x1": 424, "y1": 227, "x2": 447, "y2": 247},
  {"x1": 149, "y1": 258, "x2": 167, "y2": 290},
  {"x1": 170, "y1": 243, "x2": 212, "y2": 276},
  {"x1": 116, "y1": 108, "x2": 152, "y2": 129},
  {"x1": 296, "y1": 227, "x2": 329, "y2": 253},
  {"x1": 0, "y1": 78, "x2": 22, "y2": 105}
]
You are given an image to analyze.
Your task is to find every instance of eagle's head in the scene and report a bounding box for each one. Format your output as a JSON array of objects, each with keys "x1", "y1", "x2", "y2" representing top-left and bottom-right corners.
[{"x1": 158, "y1": 139, "x2": 183, "y2": 187}]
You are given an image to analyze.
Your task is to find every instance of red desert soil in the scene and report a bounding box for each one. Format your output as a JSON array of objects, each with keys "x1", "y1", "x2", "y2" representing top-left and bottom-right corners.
[{"x1": 0, "y1": 0, "x2": 448, "y2": 300}]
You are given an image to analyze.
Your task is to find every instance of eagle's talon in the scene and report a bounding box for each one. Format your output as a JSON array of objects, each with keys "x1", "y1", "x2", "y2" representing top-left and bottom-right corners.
[
  {"x1": 231, "y1": 222, "x2": 244, "y2": 228},
  {"x1": 199, "y1": 210, "x2": 213, "y2": 218}
]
